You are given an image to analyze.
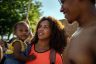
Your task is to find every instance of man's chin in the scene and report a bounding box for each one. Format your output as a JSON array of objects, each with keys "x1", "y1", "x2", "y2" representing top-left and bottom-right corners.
[{"x1": 67, "y1": 19, "x2": 74, "y2": 24}]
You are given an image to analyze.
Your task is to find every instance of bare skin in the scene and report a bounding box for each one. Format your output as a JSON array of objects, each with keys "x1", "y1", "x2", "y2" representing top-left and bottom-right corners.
[
  {"x1": 35, "y1": 39, "x2": 50, "y2": 52},
  {"x1": 63, "y1": 25, "x2": 96, "y2": 64},
  {"x1": 0, "y1": 46, "x2": 3, "y2": 62},
  {"x1": 59, "y1": 0, "x2": 96, "y2": 64}
]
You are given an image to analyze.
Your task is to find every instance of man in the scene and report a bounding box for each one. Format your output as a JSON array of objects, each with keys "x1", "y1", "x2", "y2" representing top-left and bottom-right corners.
[{"x1": 58, "y1": 0, "x2": 96, "y2": 64}]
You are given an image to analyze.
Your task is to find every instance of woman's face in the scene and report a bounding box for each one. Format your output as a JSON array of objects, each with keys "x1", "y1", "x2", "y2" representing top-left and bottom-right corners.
[{"x1": 37, "y1": 20, "x2": 51, "y2": 40}]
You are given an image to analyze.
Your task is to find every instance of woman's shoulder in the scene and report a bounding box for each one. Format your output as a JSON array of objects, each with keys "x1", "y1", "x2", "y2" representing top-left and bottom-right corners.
[
  {"x1": 56, "y1": 52, "x2": 62, "y2": 58},
  {"x1": 55, "y1": 52, "x2": 63, "y2": 64}
]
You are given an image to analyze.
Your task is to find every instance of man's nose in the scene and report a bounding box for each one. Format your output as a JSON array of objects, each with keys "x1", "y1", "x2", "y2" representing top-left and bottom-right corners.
[{"x1": 60, "y1": 5, "x2": 64, "y2": 12}]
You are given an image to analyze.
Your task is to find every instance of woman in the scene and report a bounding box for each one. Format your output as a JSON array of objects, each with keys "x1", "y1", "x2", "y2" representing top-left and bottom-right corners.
[{"x1": 26, "y1": 16, "x2": 67, "y2": 64}]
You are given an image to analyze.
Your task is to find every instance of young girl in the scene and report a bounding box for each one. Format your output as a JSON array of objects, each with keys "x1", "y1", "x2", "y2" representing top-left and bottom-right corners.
[
  {"x1": 4, "y1": 21, "x2": 36, "y2": 64},
  {"x1": 26, "y1": 16, "x2": 67, "y2": 64}
]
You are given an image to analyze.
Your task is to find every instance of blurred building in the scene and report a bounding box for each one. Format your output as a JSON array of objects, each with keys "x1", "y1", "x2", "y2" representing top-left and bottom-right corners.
[{"x1": 60, "y1": 19, "x2": 78, "y2": 37}]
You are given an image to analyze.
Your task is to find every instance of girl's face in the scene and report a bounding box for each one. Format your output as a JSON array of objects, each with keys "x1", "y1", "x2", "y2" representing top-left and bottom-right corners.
[
  {"x1": 37, "y1": 20, "x2": 51, "y2": 40},
  {"x1": 15, "y1": 24, "x2": 30, "y2": 41}
]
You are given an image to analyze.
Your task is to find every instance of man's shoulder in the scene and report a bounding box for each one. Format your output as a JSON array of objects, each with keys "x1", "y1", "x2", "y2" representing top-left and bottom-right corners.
[
  {"x1": 84, "y1": 26, "x2": 96, "y2": 47},
  {"x1": 76, "y1": 26, "x2": 96, "y2": 46},
  {"x1": 87, "y1": 25, "x2": 96, "y2": 37},
  {"x1": 84, "y1": 25, "x2": 96, "y2": 36},
  {"x1": 87, "y1": 25, "x2": 96, "y2": 54},
  {"x1": 90, "y1": 26, "x2": 96, "y2": 41}
]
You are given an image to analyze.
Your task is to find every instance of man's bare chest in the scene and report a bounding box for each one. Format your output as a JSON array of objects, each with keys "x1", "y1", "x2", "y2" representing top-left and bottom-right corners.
[{"x1": 65, "y1": 30, "x2": 92, "y2": 63}]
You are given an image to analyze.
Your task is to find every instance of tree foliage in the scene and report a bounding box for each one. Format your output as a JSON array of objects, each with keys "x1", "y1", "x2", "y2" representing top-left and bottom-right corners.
[{"x1": 0, "y1": 0, "x2": 42, "y2": 39}]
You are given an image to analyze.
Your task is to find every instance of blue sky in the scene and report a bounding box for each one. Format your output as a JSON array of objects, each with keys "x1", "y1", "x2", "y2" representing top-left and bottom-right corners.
[{"x1": 38, "y1": 0, "x2": 65, "y2": 20}]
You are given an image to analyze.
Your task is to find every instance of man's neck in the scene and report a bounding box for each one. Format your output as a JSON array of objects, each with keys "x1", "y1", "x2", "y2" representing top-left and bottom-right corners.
[{"x1": 78, "y1": 6, "x2": 96, "y2": 28}]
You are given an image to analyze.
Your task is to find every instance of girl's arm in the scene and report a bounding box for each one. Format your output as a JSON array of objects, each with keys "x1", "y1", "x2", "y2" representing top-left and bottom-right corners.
[{"x1": 13, "y1": 41, "x2": 36, "y2": 62}]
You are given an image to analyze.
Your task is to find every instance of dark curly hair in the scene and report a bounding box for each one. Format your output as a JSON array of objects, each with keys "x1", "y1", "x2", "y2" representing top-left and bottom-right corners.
[
  {"x1": 90, "y1": 0, "x2": 95, "y2": 4},
  {"x1": 32, "y1": 16, "x2": 67, "y2": 54}
]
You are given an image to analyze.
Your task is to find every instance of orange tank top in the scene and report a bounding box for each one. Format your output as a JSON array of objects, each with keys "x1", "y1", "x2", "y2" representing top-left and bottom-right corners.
[{"x1": 26, "y1": 45, "x2": 63, "y2": 64}]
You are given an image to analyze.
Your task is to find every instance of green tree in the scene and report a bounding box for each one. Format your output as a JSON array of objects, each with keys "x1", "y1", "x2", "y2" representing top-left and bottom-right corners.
[
  {"x1": 28, "y1": 1, "x2": 42, "y2": 33},
  {"x1": 0, "y1": 0, "x2": 42, "y2": 39}
]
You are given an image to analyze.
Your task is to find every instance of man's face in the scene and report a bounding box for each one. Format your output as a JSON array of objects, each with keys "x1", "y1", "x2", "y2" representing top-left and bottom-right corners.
[{"x1": 59, "y1": 0, "x2": 81, "y2": 23}]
